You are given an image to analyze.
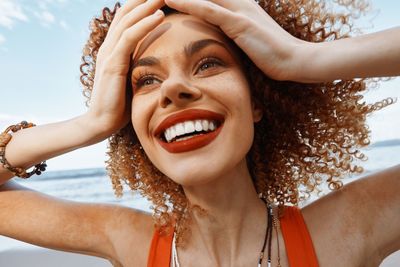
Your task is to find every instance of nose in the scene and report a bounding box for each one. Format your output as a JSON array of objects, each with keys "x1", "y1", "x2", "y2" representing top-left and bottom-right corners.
[{"x1": 159, "y1": 76, "x2": 202, "y2": 108}]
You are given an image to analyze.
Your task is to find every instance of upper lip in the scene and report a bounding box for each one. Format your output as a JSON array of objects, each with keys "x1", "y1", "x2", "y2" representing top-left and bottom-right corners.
[{"x1": 154, "y1": 109, "x2": 225, "y2": 138}]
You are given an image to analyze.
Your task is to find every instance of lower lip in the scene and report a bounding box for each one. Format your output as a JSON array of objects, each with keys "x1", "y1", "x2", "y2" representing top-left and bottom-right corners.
[{"x1": 158, "y1": 125, "x2": 223, "y2": 153}]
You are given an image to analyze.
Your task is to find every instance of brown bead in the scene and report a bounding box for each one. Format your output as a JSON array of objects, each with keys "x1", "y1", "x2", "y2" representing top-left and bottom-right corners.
[{"x1": 0, "y1": 133, "x2": 11, "y2": 146}]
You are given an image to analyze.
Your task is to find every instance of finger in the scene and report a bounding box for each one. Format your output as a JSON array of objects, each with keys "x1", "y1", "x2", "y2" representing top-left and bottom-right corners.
[
  {"x1": 108, "y1": 0, "x2": 145, "y2": 34},
  {"x1": 107, "y1": 0, "x2": 165, "y2": 49},
  {"x1": 164, "y1": 0, "x2": 237, "y2": 28},
  {"x1": 166, "y1": 0, "x2": 263, "y2": 14},
  {"x1": 110, "y1": 10, "x2": 165, "y2": 69},
  {"x1": 99, "y1": 0, "x2": 147, "y2": 56},
  {"x1": 188, "y1": 0, "x2": 253, "y2": 11},
  {"x1": 165, "y1": 0, "x2": 251, "y2": 39}
]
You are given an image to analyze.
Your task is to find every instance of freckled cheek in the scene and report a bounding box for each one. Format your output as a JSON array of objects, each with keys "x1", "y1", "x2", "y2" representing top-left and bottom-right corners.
[
  {"x1": 131, "y1": 99, "x2": 140, "y2": 127},
  {"x1": 131, "y1": 114, "x2": 143, "y2": 140},
  {"x1": 131, "y1": 99, "x2": 152, "y2": 140},
  {"x1": 207, "y1": 75, "x2": 251, "y2": 111}
]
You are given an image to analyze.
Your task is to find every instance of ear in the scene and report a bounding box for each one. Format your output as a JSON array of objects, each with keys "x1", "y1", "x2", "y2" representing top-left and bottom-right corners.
[{"x1": 251, "y1": 101, "x2": 263, "y2": 123}]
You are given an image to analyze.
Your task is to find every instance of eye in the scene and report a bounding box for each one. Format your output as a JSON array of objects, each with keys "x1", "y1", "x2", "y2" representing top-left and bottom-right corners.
[
  {"x1": 133, "y1": 73, "x2": 160, "y2": 90},
  {"x1": 196, "y1": 57, "x2": 223, "y2": 73}
]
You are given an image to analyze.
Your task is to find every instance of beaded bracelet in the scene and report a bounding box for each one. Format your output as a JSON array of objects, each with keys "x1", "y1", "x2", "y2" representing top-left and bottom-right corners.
[{"x1": 0, "y1": 121, "x2": 47, "y2": 179}]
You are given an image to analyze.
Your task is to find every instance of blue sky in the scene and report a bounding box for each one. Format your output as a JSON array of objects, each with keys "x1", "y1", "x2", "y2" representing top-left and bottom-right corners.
[{"x1": 0, "y1": 0, "x2": 399, "y2": 171}]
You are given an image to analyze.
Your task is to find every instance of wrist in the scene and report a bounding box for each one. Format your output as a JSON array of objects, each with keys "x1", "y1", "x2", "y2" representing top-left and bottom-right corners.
[
  {"x1": 77, "y1": 111, "x2": 129, "y2": 146},
  {"x1": 287, "y1": 41, "x2": 320, "y2": 83},
  {"x1": 75, "y1": 114, "x2": 110, "y2": 147}
]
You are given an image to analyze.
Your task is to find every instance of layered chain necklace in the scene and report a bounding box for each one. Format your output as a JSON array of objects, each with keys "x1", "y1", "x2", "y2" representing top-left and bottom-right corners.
[{"x1": 171, "y1": 201, "x2": 281, "y2": 267}]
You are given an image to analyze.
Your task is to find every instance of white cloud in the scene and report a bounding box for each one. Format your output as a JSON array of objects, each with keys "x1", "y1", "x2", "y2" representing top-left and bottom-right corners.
[
  {"x1": 0, "y1": 34, "x2": 5, "y2": 45},
  {"x1": 38, "y1": 1, "x2": 49, "y2": 11},
  {"x1": 34, "y1": 10, "x2": 56, "y2": 27},
  {"x1": 38, "y1": 0, "x2": 69, "y2": 11},
  {"x1": 34, "y1": 0, "x2": 71, "y2": 29},
  {"x1": 59, "y1": 20, "x2": 70, "y2": 30},
  {"x1": 42, "y1": 11, "x2": 55, "y2": 24},
  {"x1": 0, "y1": 0, "x2": 28, "y2": 29},
  {"x1": 0, "y1": 0, "x2": 71, "y2": 32}
]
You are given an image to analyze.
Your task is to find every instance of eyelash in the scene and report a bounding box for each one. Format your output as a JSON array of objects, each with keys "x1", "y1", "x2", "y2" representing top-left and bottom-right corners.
[
  {"x1": 197, "y1": 57, "x2": 222, "y2": 72},
  {"x1": 134, "y1": 71, "x2": 158, "y2": 89},
  {"x1": 133, "y1": 57, "x2": 223, "y2": 89}
]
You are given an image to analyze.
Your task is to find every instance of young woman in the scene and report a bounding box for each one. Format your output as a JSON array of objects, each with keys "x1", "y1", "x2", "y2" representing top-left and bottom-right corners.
[{"x1": 1, "y1": 0, "x2": 399, "y2": 266}]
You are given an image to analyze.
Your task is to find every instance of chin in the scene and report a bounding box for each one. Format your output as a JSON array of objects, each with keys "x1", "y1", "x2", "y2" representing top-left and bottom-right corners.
[
  {"x1": 163, "y1": 164, "x2": 225, "y2": 187},
  {"x1": 153, "y1": 149, "x2": 247, "y2": 187}
]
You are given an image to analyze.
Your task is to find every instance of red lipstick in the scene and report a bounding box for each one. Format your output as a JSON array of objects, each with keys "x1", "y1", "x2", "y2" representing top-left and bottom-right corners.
[{"x1": 155, "y1": 109, "x2": 225, "y2": 153}]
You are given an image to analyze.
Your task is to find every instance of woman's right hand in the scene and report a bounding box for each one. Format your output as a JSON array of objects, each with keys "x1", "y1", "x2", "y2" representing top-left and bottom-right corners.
[
  {"x1": 0, "y1": 1, "x2": 166, "y2": 183},
  {"x1": 84, "y1": 0, "x2": 165, "y2": 139}
]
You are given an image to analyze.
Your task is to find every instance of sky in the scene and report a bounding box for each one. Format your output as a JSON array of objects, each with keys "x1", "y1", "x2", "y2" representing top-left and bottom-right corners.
[{"x1": 0, "y1": 0, "x2": 399, "y2": 171}]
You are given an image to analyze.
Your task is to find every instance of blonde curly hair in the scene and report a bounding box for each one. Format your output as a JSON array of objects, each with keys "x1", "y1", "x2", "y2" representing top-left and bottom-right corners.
[{"x1": 80, "y1": 0, "x2": 393, "y2": 244}]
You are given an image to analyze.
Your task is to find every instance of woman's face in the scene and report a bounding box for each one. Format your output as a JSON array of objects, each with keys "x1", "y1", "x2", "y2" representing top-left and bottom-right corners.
[{"x1": 131, "y1": 13, "x2": 261, "y2": 186}]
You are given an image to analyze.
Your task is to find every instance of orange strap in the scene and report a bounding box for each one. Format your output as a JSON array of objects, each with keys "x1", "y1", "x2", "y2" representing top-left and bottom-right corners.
[
  {"x1": 147, "y1": 206, "x2": 319, "y2": 267},
  {"x1": 147, "y1": 227, "x2": 174, "y2": 267},
  {"x1": 280, "y1": 206, "x2": 319, "y2": 267}
]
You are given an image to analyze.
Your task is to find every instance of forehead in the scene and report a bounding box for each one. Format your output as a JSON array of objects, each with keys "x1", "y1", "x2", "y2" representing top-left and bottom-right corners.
[{"x1": 133, "y1": 13, "x2": 234, "y2": 60}]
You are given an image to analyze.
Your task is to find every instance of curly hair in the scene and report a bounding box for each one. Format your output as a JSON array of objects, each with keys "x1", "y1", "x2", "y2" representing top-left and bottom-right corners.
[{"x1": 80, "y1": 0, "x2": 393, "y2": 244}]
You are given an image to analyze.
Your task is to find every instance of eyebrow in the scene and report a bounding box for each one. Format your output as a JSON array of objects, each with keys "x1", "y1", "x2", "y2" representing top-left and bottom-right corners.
[
  {"x1": 131, "y1": 39, "x2": 229, "y2": 71},
  {"x1": 132, "y1": 57, "x2": 160, "y2": 70},
  {"x1": 184, "y1": 39, "x2": 228, "y2": 58}
]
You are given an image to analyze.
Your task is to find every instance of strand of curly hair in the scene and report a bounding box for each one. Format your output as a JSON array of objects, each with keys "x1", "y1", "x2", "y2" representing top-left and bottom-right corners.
[{"x1": 79, "y1": 0, "x2": 394, "y2": 245}]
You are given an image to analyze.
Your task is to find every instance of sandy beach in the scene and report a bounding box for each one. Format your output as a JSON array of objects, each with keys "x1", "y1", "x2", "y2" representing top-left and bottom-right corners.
[{"x1": 0, "y1": 247, "x2": 399, "y2": 267}]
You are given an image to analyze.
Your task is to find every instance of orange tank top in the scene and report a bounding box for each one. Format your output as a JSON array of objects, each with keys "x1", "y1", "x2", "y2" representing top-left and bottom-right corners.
[
  {"x1": 280, "y1": 206, "x2": 319, "y2": 267},
  {"x1": 147, "y1": 206, "x2": 318, "y2": 267}
]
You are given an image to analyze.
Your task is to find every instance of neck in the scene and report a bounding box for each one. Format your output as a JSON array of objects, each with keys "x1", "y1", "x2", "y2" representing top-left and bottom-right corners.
[{"x1": 181, "y1": 159, "x2": 268, "y2": 266}]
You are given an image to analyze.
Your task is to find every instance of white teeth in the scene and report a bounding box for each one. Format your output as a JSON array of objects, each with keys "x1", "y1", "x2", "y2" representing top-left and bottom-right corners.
[
  {"x1": 170, "y1": 127, "x2": 176, "y2": 140},
  {"x1": 184, "y1": 121, "x2": 195, "y2": 133},
  {"x1": 175, "y1": 123, "x2": 185, "y2": 136},
  {"x1": 163, "y1": 119, "x2": 220, "y2": 143},
  {"x1": 195, "y1": 120, "x2": 202, "y2": 132},
  {"x1": 164, "y1": 129, "x2": 170, "y2": 142},
  {"x1": 209, "y1": 121, "x2": 216, "y2": 131},
  {"x1": 164, "y1": 126, "x2": 177, "y2": 142},
  {"x1": 201, "y1": 120, "x2": 209, "y2": 131}
]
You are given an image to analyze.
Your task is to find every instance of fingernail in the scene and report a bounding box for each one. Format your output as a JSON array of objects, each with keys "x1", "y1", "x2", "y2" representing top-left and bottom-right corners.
[{"x1": 155, "y1": 10, "x2": 164, "y2": 16}]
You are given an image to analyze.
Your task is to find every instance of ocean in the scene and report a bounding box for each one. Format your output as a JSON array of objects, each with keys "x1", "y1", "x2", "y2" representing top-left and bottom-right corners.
[{"x1": 16, "y1": 168, "x2": 152, "y2": 212}]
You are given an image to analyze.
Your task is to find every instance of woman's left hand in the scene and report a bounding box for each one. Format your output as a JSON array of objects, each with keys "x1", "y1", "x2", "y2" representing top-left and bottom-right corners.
[
  {"x1": 164, "y1": 0, "x2": 304, "y2": 81},
  {"x1": 165, "y1": 0, "x2": 400, "y2": 83}
]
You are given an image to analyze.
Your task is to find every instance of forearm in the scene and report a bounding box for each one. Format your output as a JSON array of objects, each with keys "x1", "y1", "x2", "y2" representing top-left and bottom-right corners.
[
  {"x1": 0, "y1": 180, "x2": 117, "y2": 260},
  {"x1": 0, "y1": 114, "x2": 104, "y2": 184},
  {"x1": 293, "y1": 27, "x2": 400, "y2": 83}
]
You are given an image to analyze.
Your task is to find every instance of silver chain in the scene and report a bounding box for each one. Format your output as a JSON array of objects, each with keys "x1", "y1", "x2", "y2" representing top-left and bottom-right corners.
[{"x1": 172, "y1": 232, "x2": 181, "y2": 267}]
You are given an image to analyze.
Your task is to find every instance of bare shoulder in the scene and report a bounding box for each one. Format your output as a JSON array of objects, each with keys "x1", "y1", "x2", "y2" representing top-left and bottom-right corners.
[
  {"x1": 301, "y1": 164, "x2": 400, "y2": 267},
  {"x1": 51, "y1": 202, "x2": 154, "y2": 266},
  {"x1": 103, "y1": 204, "x2": 154, "y2": 266}
]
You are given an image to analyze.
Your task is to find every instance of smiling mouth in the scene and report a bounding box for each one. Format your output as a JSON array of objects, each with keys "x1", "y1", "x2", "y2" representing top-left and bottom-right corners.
[
  {"x1": 154, "y1": 109, "x2": 225, "y2": 153},
  {"x1": 161, "y1": 119, "x2": 221, "y2": 143}
]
